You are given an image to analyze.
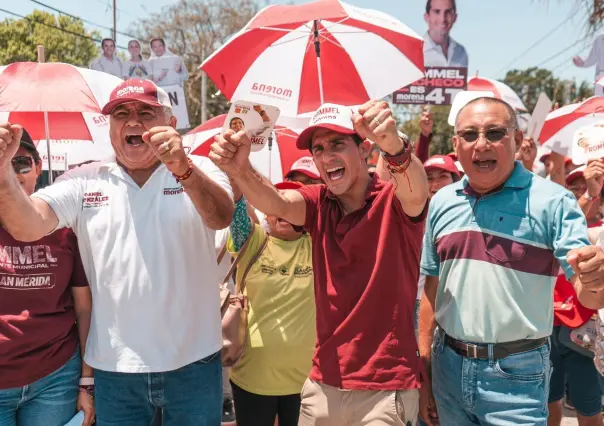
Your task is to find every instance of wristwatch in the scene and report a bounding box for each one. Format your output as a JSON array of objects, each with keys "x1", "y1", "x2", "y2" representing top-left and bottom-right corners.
[{"x1": 583, "y1": 191, "x2": 599, "y2": 201}]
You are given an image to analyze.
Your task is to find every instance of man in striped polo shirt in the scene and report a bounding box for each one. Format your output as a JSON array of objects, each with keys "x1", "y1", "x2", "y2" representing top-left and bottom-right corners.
[{"x1": 418, "y1": 97, "x2": 604, "y2": 426}]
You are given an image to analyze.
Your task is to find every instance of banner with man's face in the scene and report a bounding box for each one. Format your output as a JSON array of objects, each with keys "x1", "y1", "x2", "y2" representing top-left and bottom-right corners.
[{"x1": 393, "y1": 0, "x2": 469, "y2": 105}]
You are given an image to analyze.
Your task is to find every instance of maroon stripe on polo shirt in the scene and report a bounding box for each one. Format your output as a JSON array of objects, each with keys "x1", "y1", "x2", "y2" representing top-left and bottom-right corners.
[{"x1": 436, "y1": 230, "x2": 559, "y2": 277}]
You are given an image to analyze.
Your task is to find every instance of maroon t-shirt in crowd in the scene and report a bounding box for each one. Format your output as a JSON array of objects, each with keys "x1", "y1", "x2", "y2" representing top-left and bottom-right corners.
[
  {"x1": 297, "y1": 175, "x2": 427, "y2": 391},
  {"x1": 0, "y1": 228, "x2": 88, "y2": 389}
]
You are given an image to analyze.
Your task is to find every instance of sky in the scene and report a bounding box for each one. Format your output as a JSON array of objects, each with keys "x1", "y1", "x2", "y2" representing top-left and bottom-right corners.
[{"x1": 2, "y1": 0, "x2": 600, "y2": 85}]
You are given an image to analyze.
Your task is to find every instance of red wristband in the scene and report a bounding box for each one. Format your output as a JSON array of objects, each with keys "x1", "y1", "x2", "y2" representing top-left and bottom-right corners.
[
  {"x1": 173, "y1": 158, "x2": 194, "y2": 182},
  {"x1": 381, "y1": 138, "x2": 411, "y2": 174}
]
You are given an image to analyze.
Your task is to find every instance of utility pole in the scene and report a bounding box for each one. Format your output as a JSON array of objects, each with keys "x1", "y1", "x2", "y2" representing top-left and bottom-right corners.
[
  {"x1": 112, "y1": 0, "x2": 117, "y2": 41},
  {"x1": 201, "y1": 45, "x2": 208, "y2": 123}
]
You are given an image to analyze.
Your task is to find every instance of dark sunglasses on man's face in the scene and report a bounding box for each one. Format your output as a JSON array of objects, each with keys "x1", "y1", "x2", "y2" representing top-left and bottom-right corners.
[
  {"x1": 457, "y1": 128, "x2": 514, "y2": 144},
  {"x1": 12, "y1": 156, "x2": 34, "y2": 174}
]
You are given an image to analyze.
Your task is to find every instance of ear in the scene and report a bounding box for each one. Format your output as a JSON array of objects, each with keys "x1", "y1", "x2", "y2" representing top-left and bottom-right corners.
[
  {"x1": 35, "y1": 160, "x2": 42, "y2": 177},
  {"x1": 514, "y1": 129, "x2": 524, "y2": 153},
  {"x1": 424, "y1": 12, "x2": 429, "y2": 25},
  {"x1": 452, "y1": 134, "x2": 459, "y2": 153},
  {"x1": 169, "y1": 115, "x2": 178, "y2": 129},
  {"x1": 451, "y1": 12, "x2": 458, "y2": 25},
  {"x1": 358, "y1": 139, "x2": 372, "y2": 160}
]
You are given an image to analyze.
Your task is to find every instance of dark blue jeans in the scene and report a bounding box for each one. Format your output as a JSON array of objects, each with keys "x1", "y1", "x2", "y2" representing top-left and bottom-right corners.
[
  {"x1": 0, "y1": 349, "x2": 80, "y2": 426},
  {"x1": 94, "y1": 351, "x2": 222, "y2": 426}
]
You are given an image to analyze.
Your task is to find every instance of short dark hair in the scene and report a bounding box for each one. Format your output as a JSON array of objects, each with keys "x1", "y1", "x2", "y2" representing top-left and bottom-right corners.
[
  {"x1": 230, "y1": 117, "x2": 244, "y2": 126},
  {"x1": 425, "y1": 0, "x2": 457, "y2": 14},
  {"x1": 150, "y1": 38, "x2": 165, "y2": 47},
  {"x1": 456, "y1": 97, "x2": 518, "y2": 130},
  {"x1": 101, "y1": 38, "x2": 115, "y2": 48}
]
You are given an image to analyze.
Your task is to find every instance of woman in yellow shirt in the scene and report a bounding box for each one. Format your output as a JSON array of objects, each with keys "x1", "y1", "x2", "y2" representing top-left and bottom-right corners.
[{"x1": 228, "y1": 181, "x2": 315, "y2": 426}]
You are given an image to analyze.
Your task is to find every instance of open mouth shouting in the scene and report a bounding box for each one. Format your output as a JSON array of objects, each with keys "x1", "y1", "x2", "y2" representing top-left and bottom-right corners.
[
  {"x1": 326, "y1": 166, "x2": 345, "y2": 182},
  {"x1": 472, "y1": 159, "x2": 497, "y2": 172},
  {"x1": 125, "y1": 134, "x2": 144, "y2": 147}
]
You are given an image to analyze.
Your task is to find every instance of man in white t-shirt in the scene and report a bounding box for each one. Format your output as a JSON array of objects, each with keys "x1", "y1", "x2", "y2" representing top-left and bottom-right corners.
[{"x1": 0, "y1": 79, "x2": 234, "y2": 426}]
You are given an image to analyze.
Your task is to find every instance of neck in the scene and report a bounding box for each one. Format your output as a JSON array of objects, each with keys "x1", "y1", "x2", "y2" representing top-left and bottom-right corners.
[
  {"x1": 429, "y1": 31, "x2": 450, "y2": 49},
  {"x1": 335, "y1": 172, "x2": 371, "y2": 214},
  {"x1": 273, "y1": 232, "x2": 304, "y2": 242},
  {"x1": 103, "y1": 54, "x2": 113, "y2": 60},
  {"x1": 118, "y1": 161, "x2": 161, "y2": 187}
]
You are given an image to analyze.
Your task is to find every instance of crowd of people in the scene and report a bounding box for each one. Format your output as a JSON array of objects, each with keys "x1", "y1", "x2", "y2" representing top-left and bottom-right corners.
[
  {"x1": 4, "y1": 1, "x2": 604, "y2": 426},
  {"x1": 2, "y1": 74, "x2": 604, "y2": 426}
]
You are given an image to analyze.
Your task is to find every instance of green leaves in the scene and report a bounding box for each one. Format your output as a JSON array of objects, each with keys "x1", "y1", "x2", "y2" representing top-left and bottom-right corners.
[{"x1": 0, "y1": 10, "x2": 98, "y2": 67}]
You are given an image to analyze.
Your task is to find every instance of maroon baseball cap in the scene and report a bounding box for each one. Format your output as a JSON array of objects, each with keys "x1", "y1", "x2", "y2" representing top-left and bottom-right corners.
[
  {"x1": 424, "y1": 155, "x2": 461, "y2": 177},
  {"x1": 275, "y1": 181, "x2": 303, "y2": 191},
  {"x1": 101, "y1": 79, "x2": 172, "y2": 115}
]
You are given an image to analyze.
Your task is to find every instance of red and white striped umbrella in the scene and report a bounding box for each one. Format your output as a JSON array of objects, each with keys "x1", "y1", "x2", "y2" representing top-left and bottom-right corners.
[
  {"x1": 200, "y1": 0, "x2": 424, "y2": 116},
  {"x1": 0, "y1": 62, "x2": 122, "y2": 170},
  {"x1": 184, "y1": 115, "x2": 308, "y2": 183},
  {"x1": 467, "y1": 76, "x2": 527, "y2": 112},
  {"x1": 539, "y1": 97, "x2": 604, "y2": 157}
]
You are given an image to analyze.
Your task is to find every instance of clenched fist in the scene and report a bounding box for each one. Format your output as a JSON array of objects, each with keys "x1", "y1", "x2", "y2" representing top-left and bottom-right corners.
[
  {"x1": 209, "y1": 130, "x2": 253, "y2": 176},
  {"x1": 142, "y1": 126, "x2": 189, "y2": 176},
  {"x1": 0, "y1": 122, "x2": 23, "y2": 171},
  {"x1": 352, "y1": 100, "x2": 402, "y2": 155}
]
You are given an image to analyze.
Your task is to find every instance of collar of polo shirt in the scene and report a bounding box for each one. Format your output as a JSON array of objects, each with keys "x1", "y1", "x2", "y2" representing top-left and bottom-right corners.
[{"x1": 457, "y1": 161, "x2": 532, "y2": 195}]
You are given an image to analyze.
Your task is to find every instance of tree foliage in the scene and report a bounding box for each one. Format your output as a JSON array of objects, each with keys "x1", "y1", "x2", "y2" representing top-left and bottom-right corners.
[
  {"x1": 0, "y1": 10, "x2": 99, "y2": 66},
  {"x1": 503, "y1": 67, "x2": 593, "y2": 111},
  {"x1": 130, "y1": 0, "x2": 262, "y2": 127}
]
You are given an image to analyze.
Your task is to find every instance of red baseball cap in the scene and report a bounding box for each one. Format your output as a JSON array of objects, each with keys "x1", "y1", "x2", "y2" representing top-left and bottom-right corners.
[
  {"x1": 296, "y1": 103, "x2": 358, "y2": 150},
  {"x1": 102, "y1": 79, "x2": 172, "y2": 115},
  {"x1": 285, "y1": 156, "x2": 320, "y2": 180},
  {"x1": 424, "y1": 155, "x2": 461, "y2": 177},
  {"x1": 275, "y1": 181, "x2": 303, "y2": 191}
]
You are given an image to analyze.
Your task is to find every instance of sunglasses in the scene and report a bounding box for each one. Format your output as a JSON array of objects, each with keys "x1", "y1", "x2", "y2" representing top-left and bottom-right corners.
[
  {"x1": 457, "y1": 127, "x2": 515, "y2": 143},
  {"x1": 12, "y1": 156, "x2": 34, "y2": 174}
]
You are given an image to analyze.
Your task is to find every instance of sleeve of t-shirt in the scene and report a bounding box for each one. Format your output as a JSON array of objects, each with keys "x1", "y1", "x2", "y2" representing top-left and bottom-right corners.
[
  {"x1": 551, "y1": 192, "x2": 591, "y2": 279},
  {"x1": 190, "y1": 155, "x2": 234, "y2": 202},
  {"x1": 295, "y1": 184, "x2": 323, "y2": 232},
  {"x1": 31, "y1": 172, "x2": 83, "y2": 231},
  {"x1": 420, "y1": 202, "x2": 440, "y2": 277},
  {"x1": 67, "y1": 231, "x2": 89, "y2": 288}
]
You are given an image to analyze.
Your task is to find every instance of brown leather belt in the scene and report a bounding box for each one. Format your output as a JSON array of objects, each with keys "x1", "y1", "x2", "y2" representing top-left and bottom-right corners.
[{"x1": 444, "y1": 334, "x2": 548, "y2": 360}]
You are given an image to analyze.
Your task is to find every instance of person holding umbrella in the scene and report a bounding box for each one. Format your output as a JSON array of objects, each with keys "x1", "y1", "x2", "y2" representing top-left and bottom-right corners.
[
  {"x1": 0, "y1": 128, "x2": 94, "y2": 426},
  {"x1": 211, "y1": 100, "x2": 429, "y2": 426}
]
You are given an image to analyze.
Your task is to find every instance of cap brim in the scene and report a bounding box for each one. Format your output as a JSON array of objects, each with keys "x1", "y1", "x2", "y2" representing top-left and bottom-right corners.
[
  {"x1": 20, "y1": 140, "x2": 37, "y2": 152},
  {"x1": 285, "y1": 169, "x2": 320, "y2": 181},
  {"x1": 101, "y1": 98, "x2": 163, "y2": 115},
  {"x1": 424, "y1": 164, "x2": 460, "y2": 177},
  {"x1": 296, "y1": 124, "x2": 357, "y2": 150},
  {"x1": 275, "y1": 181, "x2": 303, "y2": 190},
  {"x1": 539, "y1": 153, "x2": 551, "y2": 163}
]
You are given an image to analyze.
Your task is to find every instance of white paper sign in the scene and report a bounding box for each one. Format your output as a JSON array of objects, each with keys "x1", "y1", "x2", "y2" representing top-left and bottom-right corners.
[
  {"x1": 162, "y1": 84, "x2": 190, "y2": 130},
  {"x1": 223, "y1": 101, "x2": 280, "y2": 152},
  {"x1": 527, "y1": 93, "x2": 552, "y2": 140},
  {"x1": 571, "y1": 122, "x2": 604, "y2": 165}
]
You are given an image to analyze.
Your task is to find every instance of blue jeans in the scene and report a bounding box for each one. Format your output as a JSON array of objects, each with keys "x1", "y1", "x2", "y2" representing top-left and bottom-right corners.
[
  {"x1": 431, "y1": 330, "x2": 551, "y2": 426},
  {"x1": 0, "y1": 349, "x2": 80, "y2": 426},
  {"x1": 94, "y1": 351, "x2": 222, "y2": 426}
]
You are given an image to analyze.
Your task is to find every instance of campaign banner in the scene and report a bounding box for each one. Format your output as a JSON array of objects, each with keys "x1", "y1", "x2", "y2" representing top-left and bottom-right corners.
[
  {"x1": 572, "y1": 122, "x2": 604, "y2": 165},
  {"x1": 161, "y1": 84, "x2": 190, "y2": 130},
  {"x1": 393, "y1": 67, "x2": 468, "y2": 106}
]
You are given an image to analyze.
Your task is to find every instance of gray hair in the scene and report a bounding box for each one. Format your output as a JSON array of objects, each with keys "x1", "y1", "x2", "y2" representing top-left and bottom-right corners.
[
  {"x1": 455, "y1": 97, "x2": 518, "y2": 131},
  {"x1": 163, "y1": 106, "x2": 173, "y2": 122}
]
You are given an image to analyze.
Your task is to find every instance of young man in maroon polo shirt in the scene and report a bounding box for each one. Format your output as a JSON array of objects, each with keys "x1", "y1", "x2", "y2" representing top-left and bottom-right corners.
[{"x1": 211, "y1": 100, "x2": 429, "y2": 426}]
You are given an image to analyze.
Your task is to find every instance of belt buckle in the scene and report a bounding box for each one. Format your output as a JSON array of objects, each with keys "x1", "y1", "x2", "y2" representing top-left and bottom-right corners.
[{"x1": 466, "y1": 343, "x2": 479, "y2": 359}]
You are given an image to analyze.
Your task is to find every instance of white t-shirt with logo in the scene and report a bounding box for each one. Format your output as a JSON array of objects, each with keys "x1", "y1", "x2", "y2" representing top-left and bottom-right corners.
[{"x1": 32, "y1": 156, "x2": 233, "y2": 373}]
